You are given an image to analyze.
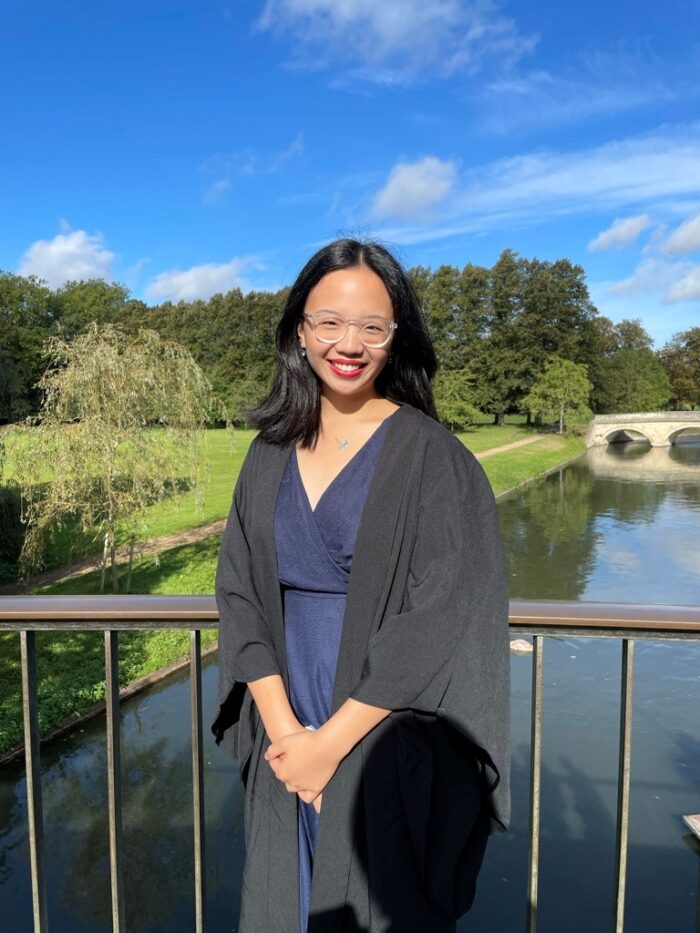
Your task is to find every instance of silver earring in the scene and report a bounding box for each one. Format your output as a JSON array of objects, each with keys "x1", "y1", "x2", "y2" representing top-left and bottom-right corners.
[{"x1": 300, "y1": 346, "x2": 307, "y2": 358}]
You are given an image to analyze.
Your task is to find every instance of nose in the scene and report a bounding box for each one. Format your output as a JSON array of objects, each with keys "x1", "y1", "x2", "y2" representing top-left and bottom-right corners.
[{"x1": 334, "y1": 321, "x2": 364, "y2": 355}]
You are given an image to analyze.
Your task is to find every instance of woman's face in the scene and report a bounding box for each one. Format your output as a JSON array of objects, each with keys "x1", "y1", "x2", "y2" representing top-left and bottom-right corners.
[{"x1": 297, "y1": 265, "x2": 395, "y2": 403}]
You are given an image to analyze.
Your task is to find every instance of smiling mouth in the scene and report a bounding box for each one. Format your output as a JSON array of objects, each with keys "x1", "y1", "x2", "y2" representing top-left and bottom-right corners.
[{"x1": 329, "y1": 359, "x2": 367, "y2": 372}]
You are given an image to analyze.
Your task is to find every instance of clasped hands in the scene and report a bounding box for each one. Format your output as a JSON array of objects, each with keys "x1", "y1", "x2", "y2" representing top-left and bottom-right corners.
[{"x1": 264, "y1": 726, "x2": 341, "y2": 815}]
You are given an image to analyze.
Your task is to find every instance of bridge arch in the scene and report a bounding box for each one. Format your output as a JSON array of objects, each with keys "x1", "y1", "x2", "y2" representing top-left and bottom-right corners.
[
  {"x1": 668, "y1": 426, "x2": 700, "y2": 444},
  {"x1": 603, "y1": 427, "x2": 652, "y2": 445}
]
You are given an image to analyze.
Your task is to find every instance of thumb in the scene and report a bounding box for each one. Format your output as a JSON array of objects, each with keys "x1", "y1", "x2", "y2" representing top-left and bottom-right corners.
[{"x1": 265, "y1": 739, "x2": 284, "y2": 760}]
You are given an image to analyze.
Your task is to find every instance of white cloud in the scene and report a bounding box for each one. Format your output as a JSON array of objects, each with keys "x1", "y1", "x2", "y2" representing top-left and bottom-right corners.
[
  {"x1": 666, "y1": 266, "x2": 700, "y2": 301},
  {"x1": 18, "y1": 224, "x2": 115, "y2": 288},
  {"x1": 200, "y1": 133, "x2": 304, "y2": 205},
  {"x1": 476, "y1": 40, "x2": 680, "y2": 134},
  {"x1": 371, "y1": 156, "x2": 457, "y2": 221},
  {"x1": 665, "y1": 213, "x2": 700, "y2": 254},
  {"x1": 610, "y1": 257, "x2": 693, "y2": 297},
  {"x1": 203, "y1": 178, "x2": 233, "y2": 206},
  {"x1": 145, "y1": 258, "x2": 255, "y2": 302},
  {"x1": 588, "y1": 214, "x2": 652, "y2": 251},
  {"x1": 606, "y1": 255, "x2": 700, "y2": 305},
  {"x1": 364, "y1": 124, "x2": 700, "y2": 245},
  {"x1": 255, "y1": 0, "x2": 536, "y2": 83}
]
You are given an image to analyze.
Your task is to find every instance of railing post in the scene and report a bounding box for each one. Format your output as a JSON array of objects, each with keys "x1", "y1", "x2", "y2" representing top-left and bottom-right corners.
[
  {"x1": 20, "y1": 630, "x2": 48, "y2": 932},
  {"x1": 528, "y1": 634, "x2": 544, "y2": 932},
  {"x1": 105, "y1": 629, "x2": 126, "y2": 931},
  {"x1": 614, "y1": 638, "x2": 634, "y2": 932},
  {"x1": 190, "y1": 629, "x2": 207, "y2": 932}
]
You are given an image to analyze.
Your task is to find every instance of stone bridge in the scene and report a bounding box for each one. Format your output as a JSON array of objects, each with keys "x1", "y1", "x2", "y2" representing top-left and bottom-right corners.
[{"x1": 586, "y1": 412, "x2": 700, "y2": 447}]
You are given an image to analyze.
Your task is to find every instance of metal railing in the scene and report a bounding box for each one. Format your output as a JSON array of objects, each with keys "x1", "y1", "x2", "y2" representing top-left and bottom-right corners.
[{"x1": 1, "y1": 595, "x2": 699, "y2": 932}]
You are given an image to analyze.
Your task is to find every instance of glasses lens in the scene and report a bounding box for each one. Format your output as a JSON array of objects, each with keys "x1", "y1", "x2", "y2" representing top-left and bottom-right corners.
[
  {"x1": 360, "y1": 321, "x2": 391, "y2": 347},
  {"x1": 315, "y1": 314, "x2": 346, "y2": 342},
  {"x1": 314, "y1": 314, "x2": 391, "y2": 346}
]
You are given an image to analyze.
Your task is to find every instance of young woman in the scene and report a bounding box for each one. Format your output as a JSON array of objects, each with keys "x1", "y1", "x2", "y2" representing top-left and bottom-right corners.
[{"x1": 211, "y1": 238, "x2": 511, "y2": 933}]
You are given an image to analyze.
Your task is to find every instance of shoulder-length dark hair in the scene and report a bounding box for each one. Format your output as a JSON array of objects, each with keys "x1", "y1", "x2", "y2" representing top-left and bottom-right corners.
[{"x1": 246, "y1": 237, "x2": 438, "y2": 447}]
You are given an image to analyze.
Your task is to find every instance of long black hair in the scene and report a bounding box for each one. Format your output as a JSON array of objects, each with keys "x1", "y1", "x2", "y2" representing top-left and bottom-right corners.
[{"x1": 246, "y1": 237, "x2": 438, "y2": 447}]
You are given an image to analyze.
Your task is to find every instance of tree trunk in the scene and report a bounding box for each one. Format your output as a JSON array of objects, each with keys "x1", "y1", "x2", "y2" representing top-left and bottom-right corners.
[
  {"x1": 126, "y1": 533, "x2": 135, "y2": 594},
  {"x1": 100, "y1": 533, "x2": 109, "y2": 593},
  {"x1": 110, "y1": 533, "x2": 119, "y2": 593}
]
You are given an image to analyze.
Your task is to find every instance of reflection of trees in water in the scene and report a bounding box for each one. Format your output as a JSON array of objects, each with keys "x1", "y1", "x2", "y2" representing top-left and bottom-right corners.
[
  {"x1": 499, "y1": 445, "x2": 700, "y2": 602},
  {"x1": 589, "y1": 474, "x2": 666, "y2": 527},
  {"x1": 499, "y1": 464, "x2": 597, "y2": 601},
  {"x1": 20, "y1": 728, "x2": 243, "y2": 931}
]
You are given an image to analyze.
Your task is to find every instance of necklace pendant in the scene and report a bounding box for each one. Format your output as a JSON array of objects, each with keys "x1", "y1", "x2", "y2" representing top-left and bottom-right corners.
[{"x1": 338, "y1": 439, "x2": 349, "y2": 450}]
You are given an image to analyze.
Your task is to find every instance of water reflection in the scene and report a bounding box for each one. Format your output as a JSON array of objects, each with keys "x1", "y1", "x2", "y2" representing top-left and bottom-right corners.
[
  {"x1": 0, "y1": 664, "x2": 244, "y2": 932},
  {"x1": 488, "y1": 439, "x2": 700, "y2": 933},
  {"x1": 500, "y1": 441, "x2": 700, "y2": 603}
]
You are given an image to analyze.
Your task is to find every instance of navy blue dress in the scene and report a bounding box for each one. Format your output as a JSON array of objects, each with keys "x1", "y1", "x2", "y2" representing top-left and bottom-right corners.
[{"x1": 273, "y1": 415, "x2": 394, "y2": 933}]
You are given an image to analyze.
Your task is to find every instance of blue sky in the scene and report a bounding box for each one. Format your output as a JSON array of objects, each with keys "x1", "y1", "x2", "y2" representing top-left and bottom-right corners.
[{"x1": 2, "y1": 0, "x2": 700, "y2": 346}]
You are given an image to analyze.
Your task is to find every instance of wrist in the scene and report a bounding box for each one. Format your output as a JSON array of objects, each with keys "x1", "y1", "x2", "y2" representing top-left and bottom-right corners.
[
  {"x1": 316, "y1": 718, "x2": 348, "y2": 763},
  {"x1": 268, "y1": 713, "x2": 304, "y2": 744}
]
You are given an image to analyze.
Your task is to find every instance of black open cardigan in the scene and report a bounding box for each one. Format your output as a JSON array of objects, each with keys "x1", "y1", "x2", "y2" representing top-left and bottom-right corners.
[{"x1": 211, "y1": 401, "x2": 511, "y2": 932}]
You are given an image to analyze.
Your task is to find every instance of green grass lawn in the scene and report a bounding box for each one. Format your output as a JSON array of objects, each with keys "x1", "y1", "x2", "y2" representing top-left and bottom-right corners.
[
  {"x1": 2, "y1": 426, "x2": 250, "y2": 569},
  {"x1": 456, "y1": 421, "x2": 543, "y2": 453},
  {"x1": 485, "y1": 433, "x2": 587, "y2": 495},
  {"x1": 0, "y1": 417, "x2": 587, "y2": 757},
  {"x1": 1, "y1": 419, "x2": 545, "y2": 573}
]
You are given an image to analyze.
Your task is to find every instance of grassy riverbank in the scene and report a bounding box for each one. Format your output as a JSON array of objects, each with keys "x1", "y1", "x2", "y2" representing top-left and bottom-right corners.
[{"x1": 0, "y1": 421, "x2": 586, "y2": 758}]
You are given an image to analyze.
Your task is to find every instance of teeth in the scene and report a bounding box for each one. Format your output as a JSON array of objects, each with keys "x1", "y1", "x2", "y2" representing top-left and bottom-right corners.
[{"x1": 333, "y1": 361, "x2": 363, "y2": 371}]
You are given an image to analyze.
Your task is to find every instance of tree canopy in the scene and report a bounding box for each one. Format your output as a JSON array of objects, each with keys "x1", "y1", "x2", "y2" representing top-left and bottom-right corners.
[
  {"x1": 521, "y1": 357, "x2": 593, "y2": 434},
  {"x1": 0, "y1": 250, "x2": 687, "y2": 430}
]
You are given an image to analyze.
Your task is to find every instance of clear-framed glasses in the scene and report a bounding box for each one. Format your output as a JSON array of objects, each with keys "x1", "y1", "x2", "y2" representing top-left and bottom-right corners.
[{"x1": 302, "y1": 311, "x2": 397, "y2": 348}]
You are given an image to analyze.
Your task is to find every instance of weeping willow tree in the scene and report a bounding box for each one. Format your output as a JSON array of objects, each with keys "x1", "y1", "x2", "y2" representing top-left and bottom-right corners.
[{"x1": 10, "y1": 321, "x2": 232, "y2": 591}]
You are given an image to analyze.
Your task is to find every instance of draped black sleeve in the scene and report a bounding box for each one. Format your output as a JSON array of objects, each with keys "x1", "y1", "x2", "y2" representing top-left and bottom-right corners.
[
  {"x1": 210, "y1": 436, "x2": 281, "y2": 766},
  {"x1": 349, "y1": 431, "x2": 511, "y2": 835}
]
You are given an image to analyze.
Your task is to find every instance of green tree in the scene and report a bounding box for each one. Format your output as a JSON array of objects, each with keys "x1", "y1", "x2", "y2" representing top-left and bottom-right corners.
[
  {"x1": 472, "y1": 250, "x2": 528, "y2": 424},
  {"x1": 433, "y1": 367, "x2": 480, "y2": 431},
  {"x1": 54, "y1": 279, "x2": 131, "y2": 339},
  {"x1": 8, "y1": 323, "x2": 231, "y2": 590},
  {"x1": 658, "y1": 327, "x2": 700, "y2": 409},
  {"x1": 0, "y1": 272, "x2": 55, "y2": 421},
  {"x1": 614, "y1": 318, "x2": 654, "y2": 351},
  {"x1": 521, "y1": 357, "x2": 593, "y2": 434},
  {"x1": 596, "y1": 348, "x2": 672, "y2": 413},
  {"x1": 515, "y1": 257, "x2": 599, "y2": 420}
]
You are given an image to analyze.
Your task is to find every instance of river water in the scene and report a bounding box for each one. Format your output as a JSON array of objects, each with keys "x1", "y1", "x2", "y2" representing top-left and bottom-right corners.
[{"x1": 1, "y1": 438, "x2": 699, "y2": 931}]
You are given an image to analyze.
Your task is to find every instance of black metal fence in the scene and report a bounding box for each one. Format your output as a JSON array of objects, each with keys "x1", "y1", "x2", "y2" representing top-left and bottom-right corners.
[{"x1": 1, "y1": 595, "x2": 699, "y2": 932}]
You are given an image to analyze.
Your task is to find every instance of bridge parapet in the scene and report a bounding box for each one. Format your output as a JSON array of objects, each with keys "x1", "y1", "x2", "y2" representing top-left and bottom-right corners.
[{"x1": 586, "y1": 411, "x2": 700, "y2": 447}]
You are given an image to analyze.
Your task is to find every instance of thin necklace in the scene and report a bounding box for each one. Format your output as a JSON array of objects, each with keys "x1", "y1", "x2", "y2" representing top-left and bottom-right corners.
[
  {"x1": 323, "y1": 421, "x2": 361, "y2": 450},
  {"x1": 331, "y1": 425, "x2": 360, "y2": 450}
]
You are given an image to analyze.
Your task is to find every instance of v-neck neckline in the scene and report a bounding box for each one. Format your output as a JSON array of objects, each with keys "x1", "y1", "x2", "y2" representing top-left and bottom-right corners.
[{"x1": 294, "y1": 406, "x2": 402, "y2": 516}]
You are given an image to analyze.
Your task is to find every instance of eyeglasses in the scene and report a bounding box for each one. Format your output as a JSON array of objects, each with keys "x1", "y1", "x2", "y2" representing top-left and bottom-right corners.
[{"x1": 302, "y1": 312, "x2": 398, "y2": 348}]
